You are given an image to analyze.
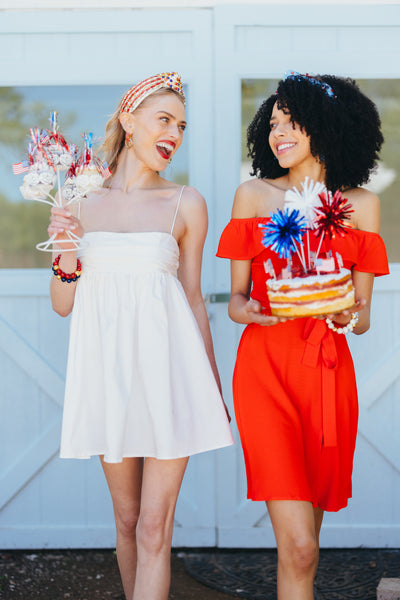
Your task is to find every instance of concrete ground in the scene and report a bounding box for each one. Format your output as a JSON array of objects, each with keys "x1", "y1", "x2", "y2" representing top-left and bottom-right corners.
[
  {"x1": 170, "y1": 553, "x2": 233, "y2": 600},
  {"x1": 0, "y1": 549, "x2": 232, "y2": 600},
  {"x1": 1, "y1": 547, "x2": 399, "y2": 600}
]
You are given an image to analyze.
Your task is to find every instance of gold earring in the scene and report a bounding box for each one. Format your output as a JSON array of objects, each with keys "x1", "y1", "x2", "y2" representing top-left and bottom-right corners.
[{"x1": 125, "y1": 132, "x2": 134, "y2": 149}]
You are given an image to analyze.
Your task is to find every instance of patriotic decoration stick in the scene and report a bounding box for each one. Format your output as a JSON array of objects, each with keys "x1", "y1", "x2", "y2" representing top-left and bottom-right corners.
[{"x1": 13, "y1": 113, "x2": 111, "y2": 252}]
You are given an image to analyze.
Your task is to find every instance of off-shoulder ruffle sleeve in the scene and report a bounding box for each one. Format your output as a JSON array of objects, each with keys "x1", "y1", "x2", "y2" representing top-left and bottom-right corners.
[
  {"x1": 216, "y1": 218, "x2": 266, "y2": 260},
  {"x1": 333, "y1": 229, "x2": 389, "y2": 277},
  {"x1": 217, "y1": 219, "x2": 389, "y2": 277}
]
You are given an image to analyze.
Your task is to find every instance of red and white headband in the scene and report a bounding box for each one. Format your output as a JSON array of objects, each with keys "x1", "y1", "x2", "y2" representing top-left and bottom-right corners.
[{"x1": 119, "y1": 72, "x2": 185, "y2": 114}]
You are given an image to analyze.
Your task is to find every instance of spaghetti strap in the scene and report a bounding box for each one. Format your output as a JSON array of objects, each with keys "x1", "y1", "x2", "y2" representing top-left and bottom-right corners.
[{"x1": 170, "y1": 186, "x2": 185, "y2": 235}]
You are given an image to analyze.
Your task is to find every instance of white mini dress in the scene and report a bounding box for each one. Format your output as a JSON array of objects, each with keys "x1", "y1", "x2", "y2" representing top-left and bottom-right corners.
[{"x1": 60, "y1": 187, "x2": 233, "y2": 462}]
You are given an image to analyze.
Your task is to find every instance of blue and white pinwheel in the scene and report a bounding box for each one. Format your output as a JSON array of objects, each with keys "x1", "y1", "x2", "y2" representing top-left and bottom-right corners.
[{"x1": 260, "y1": 208, "x2": 307, "y2": 259}]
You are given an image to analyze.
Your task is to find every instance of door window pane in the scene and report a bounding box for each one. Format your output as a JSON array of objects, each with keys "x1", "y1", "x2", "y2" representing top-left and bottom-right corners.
[
  {"x1": 0, "y1": 85, "x2": 188, "y2": 268},
  {"x1": 241, "y1": 79, "x2": 399, "y2": 262}
]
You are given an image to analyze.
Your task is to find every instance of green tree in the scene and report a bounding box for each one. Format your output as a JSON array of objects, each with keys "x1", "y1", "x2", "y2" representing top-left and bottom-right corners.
[{"x1": 0, "y1": 87, "x2": 76, "y2": 267}]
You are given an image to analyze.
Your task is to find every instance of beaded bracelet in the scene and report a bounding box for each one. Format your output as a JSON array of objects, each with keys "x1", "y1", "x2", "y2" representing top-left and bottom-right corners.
[
  {"x1": 326, "y1": 312, "x2": 359, "y2": 334},
  {"x1": 52, "y1": 254, "x2": 82, "y2": 283}
]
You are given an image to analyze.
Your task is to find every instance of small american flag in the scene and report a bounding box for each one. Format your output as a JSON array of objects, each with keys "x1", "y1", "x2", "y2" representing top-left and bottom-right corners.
[
  {"x1": 99, "y1": 162, "x2": 112, "y2": 180},
  {"x1": 316, "y1": 257, "x2": 336, "y2": 274},
  {"x1": 12, "y1": 161, "x2": 30, "y2": 175}
]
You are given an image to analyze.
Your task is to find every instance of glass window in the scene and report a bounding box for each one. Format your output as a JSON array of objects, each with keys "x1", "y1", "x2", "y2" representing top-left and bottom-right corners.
[
  {"x1": 0, "y1": 86, "x2": 189, "y2": 268},
  {"x1": 241, "y1": 78, "x2": 399, "y2": 262}
]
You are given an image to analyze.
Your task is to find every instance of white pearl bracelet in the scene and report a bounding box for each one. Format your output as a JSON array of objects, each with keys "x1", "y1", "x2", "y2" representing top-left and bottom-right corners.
[{"x1": 326, "y1": 312, "x2": 359, "y2": 334}]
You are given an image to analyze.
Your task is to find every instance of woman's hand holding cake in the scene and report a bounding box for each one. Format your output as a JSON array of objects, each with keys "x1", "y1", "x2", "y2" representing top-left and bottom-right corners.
[{"x1": 232, "y1": 296, "x2": 286, "y2": 327}]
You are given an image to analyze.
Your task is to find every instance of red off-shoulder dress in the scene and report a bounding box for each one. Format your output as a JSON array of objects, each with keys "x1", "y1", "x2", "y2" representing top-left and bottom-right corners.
[{"x1": 217, "y1": 218, "x2": 389, "y2": 511}]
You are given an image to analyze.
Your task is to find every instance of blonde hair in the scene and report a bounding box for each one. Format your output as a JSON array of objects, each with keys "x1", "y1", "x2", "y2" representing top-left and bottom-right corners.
[{"x1": 100, "y1": 87, "x2": 184, "y2": 177}]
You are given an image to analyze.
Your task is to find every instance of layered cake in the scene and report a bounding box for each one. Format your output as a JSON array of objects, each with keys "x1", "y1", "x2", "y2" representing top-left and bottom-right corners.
[
  {"x1": 260, "y1": 179, "x2": 356, "y2": 318},
  {"x1": 266, "y1": 268, "x2": 355, "y2": 317}
]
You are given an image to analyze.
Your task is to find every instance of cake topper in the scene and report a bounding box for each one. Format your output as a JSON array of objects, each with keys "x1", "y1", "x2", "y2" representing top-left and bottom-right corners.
[
  {"x1": 260, "y1": 178, "x2": 353, "y2": 278},
  {"x1": 260, "y1": 208, "x2": 307, "y2": 266}
]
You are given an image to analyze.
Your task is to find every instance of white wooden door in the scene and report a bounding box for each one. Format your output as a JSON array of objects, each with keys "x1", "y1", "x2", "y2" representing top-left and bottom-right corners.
[
  {"x1": 0, "y1": 271, "x2": 116, "y2": 548},
  {"x1": 0, "y1": 8, "x2": 219, "y2": 549},
  {"x1": 212, "y1": 3, "x2": 400, "y2": 548},
  {"x1": 1, "y1": 3, "x2": 400, "y2": 550}
]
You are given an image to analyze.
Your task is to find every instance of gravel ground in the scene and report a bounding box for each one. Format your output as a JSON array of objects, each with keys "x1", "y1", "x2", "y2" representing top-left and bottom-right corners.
[
  {"x1": 2, "y1": 547, "x2": 398, "y2": 599},
  {"x1": 0, "y1": 549, "x2": 232, "y2": 600}
]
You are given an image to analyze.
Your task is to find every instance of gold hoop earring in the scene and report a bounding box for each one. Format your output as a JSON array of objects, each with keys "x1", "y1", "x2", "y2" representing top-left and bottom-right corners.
[{"x1": 125, "y1": 132, "x2": 134, "y2": 149}]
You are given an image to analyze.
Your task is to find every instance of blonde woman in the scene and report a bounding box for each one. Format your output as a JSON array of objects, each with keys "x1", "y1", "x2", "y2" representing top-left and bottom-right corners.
[{"x1": 49, "y1": 72, "x2": 233, "y2": 600}]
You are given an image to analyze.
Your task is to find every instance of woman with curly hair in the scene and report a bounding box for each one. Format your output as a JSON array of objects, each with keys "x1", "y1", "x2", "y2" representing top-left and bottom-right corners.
[
  {"x1": 217, "y1": 72, "x2": 389, "y2": 599},
  {"x1": 48, "y1": 72, "x2": 233, "y2": 600}
]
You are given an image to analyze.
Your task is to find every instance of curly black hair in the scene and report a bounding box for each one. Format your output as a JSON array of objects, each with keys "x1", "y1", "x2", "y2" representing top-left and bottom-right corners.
[{"x1": 247, "y1": 74, "x2": 384, "y2": 192}]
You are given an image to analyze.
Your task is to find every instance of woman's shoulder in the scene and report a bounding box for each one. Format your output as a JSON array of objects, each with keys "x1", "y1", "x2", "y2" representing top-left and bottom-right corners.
[
  {"x1": 344, "y1": 186, "x2": 380, "y2": 233},
  {"x1": 345, "y1": 186, "x2": 379, "y2": 206},
  {"x1": 180, "y1": 185, "x2": 205, "y2": 204},
  {"x1": 179, "y1": 185, "x2": 206, "y2": 216},
  {"x1": 232, "y1": 177, "x2": 286, "y2": 218},
  {"x1": 178, "y1": 186, "x2": 208, "y2": 235}
]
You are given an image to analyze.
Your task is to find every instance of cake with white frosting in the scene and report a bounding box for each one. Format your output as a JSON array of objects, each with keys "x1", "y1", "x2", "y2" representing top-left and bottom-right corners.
[{"x1": 266, "y1": 268, "x2": 355, "y2": 317}]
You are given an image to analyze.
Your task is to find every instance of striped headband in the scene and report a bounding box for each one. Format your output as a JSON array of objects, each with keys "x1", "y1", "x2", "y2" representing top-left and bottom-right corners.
[{"x1": 119, "y1": 72, "x2": 185, "y2": 114}]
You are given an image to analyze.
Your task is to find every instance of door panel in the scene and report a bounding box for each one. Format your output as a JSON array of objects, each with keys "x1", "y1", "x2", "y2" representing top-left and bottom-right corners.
[{"x1": 213, "y1": 4, "x2": 400, "y2": 548}]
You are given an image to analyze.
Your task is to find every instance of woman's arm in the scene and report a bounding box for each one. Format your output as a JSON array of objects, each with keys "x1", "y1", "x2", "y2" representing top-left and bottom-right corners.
[
  {"x1": 48, "y1": 206, "x2": 84, "y2": 317},
  {"x1": 331, "y1": 188, "x2": 381, "y2": 334},
  {"x1": 228, "y1": 182, "x2": 282, "y2": 327},
  {"x1": 228, "y1": 260, "x2": 281, "y2": 326},
  {"x1": 177, "y1": 187, "x2": 223, "y2": 392}
]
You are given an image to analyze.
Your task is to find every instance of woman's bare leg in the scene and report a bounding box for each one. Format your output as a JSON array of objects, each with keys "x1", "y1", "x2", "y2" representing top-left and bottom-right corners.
[
  {"x1": 312, "y1": 507, "x2": 324, "y2": 580},
  {"x1": 267, "y1": 500, "x2": 319, "y2": 600},
  {"x1": 133, "y1": 456, "x2": 189, "y2": 600},
  {"x1": 101, "y1": 457, "x2": 144, "y2": 600},
  {"x1": 313, "y1": 506, "x2": 324, "y2": 540}
]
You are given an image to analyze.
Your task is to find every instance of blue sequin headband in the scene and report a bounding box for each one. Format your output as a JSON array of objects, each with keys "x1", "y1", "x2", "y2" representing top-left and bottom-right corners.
[{"x1": 282, "y1": 70, "x2": 337, "y2": 100}]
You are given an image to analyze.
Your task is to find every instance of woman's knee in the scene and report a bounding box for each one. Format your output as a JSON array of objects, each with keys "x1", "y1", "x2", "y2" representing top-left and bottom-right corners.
[
  {"x1": 114, "y1": 505, "x2": 140, "y2": 539},
  {"x1": 136, "y1": 511, "x2": 172, "y2": 556},
  {"x1": 280, "y1": 534, "x2": 318, "y2": 576}
]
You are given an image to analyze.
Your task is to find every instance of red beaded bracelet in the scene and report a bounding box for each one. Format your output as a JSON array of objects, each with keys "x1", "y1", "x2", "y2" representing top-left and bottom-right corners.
[{"x1": 52, "y1": 254, "x2": 82, "y2": 283}]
